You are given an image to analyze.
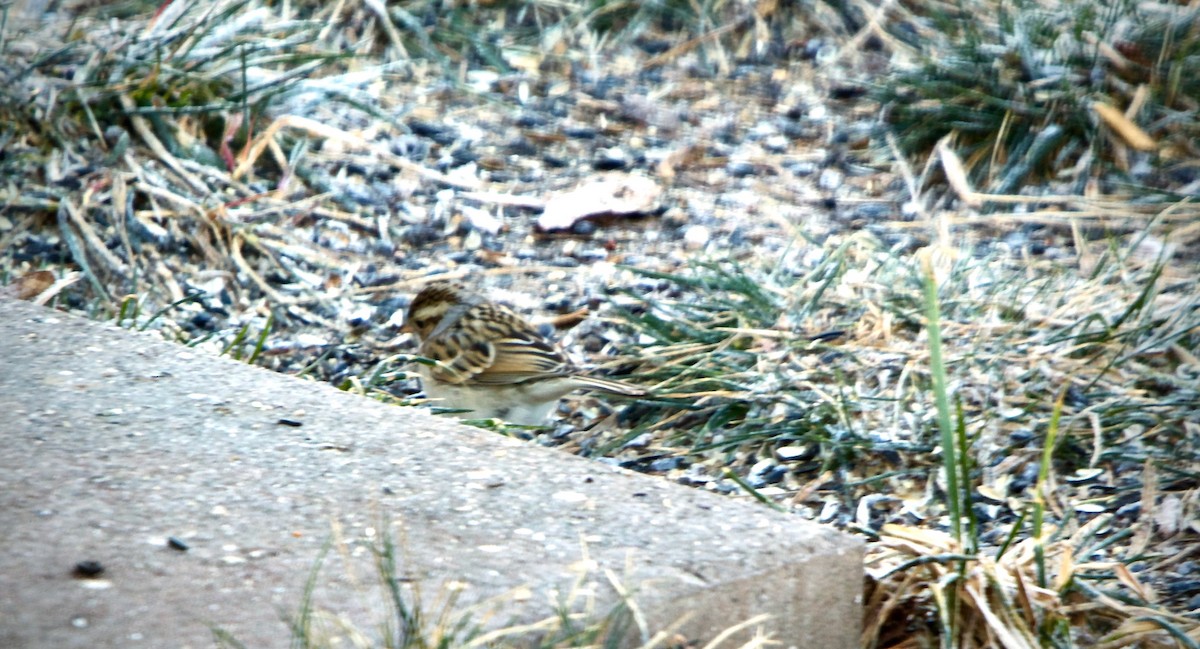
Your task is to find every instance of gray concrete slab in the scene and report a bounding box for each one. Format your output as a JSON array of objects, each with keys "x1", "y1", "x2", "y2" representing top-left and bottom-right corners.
[{"x1": 0, "y1": 298, "x2": 862, "y2": 648}]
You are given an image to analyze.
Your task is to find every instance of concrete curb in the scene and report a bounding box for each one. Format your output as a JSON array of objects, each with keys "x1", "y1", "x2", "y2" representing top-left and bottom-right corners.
[{"x1": 0, "y1": 298, "x2": 862, "y2": 648}]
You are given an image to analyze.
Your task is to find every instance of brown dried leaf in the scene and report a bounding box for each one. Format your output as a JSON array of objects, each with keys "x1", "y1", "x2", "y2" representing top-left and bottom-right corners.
[
  {"x1": 5, "y1": 270, "x2": 56, "y2": 300},
  {"x1": 1114, "y1": 563, "x2": 1156, "y2": 604},
  {"x1": 537, "y1": 173, "x2": 663, "y2": 231}
]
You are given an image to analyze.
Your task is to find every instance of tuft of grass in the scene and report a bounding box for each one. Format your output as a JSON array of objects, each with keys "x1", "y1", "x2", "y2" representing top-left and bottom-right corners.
[
  {"x1": 212, "y1": 519, "x2": 770, "y2": 649},
  {"x1": 876, "y1": 0, "x2": 1200, "y2": 197},
  {"x1": 221, "y1": 310, "x2": 274, "y2": 363},
  {"x1": 0, "y1": 0, "x2": 359, "y2": 322},
  {"x1": 604, "y1": 221, "x2": 1199, "y2": 645}
]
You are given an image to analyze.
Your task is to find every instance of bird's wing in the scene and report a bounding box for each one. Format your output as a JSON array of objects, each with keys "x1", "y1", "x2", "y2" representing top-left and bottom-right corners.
[{"x1": 423, "y1": 304, "x2": 573, "y2": 386}]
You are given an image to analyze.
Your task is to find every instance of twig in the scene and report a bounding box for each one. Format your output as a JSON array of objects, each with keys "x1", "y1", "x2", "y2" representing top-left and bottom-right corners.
[
  {"x1": 31, "y1": 271, "x2": 83, "y2": 306},
  {"x1": 232, "y1": 114, "x2": 481, "y2": 190},
  {"x1": 118, "y1": 94, "x2": 211, "y2": 196},
  {"x1": 56, "y1": 202, "x2": 109, "y2": 301},
  {"x1": 230, "y1": 233, "x2": 295, "y2": 305},
  {"x1": 362, "y1": 0, "x2": 407, "y2": 58},
  {"x1": 64, "y1": 196, "x2": 130, "y2": 278},
  {"x1": 645, "y1": 16, "x2": 744, "y2": 69}
]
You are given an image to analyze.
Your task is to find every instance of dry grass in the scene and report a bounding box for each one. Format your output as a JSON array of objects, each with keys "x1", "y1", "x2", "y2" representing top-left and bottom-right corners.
[{"x1": 606, "y1": 222, "x2": 1199, "y2": 646}]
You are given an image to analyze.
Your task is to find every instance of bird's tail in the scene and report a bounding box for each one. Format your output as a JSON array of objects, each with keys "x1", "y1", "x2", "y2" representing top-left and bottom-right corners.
[{"x1": 573, "y1": 375, "x2": 647, "y2": 397}]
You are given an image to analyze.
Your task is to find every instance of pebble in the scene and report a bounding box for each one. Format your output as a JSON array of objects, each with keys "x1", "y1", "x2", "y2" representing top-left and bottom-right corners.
[
  {"x1": 570, "y1": 221, "x2": 596, "y2": 236},
  {"x1": 513, "y1": 112, "x2": 547, "y2": 128},
  {"x1": 1115, "y1": 502, "x2": 1140, "y2": 518},
  {"x1": 542, "y1": 153, "x2": 569, "y2": 168},
  {"x1": 853, "y1": 203, "x2": 892, "y2": 220},
  {"x1": 340, "y1": 183, "x2": 377, "y2": 206},
  {"x1": 775, "y1": 444, "x2": 815, "y2": 461},
  {"x1": 788, "y1": 160, "x2": 818, "y2": 176},
  {"x1": 190, "y1": 312, "x2": 215, "y2": 331},
  {"x1": 683, "y1": 225, "x2": 710, "y2": 250},
  {"x1": 400, "y1": 224, "x2": 441, "y2": 246},
  {"x1": 574, "y1": 247, "x2": 609, "y2": 262},
  {"x1": 636, "y1": 38, "x2": 671, "y2": 55},
  {"x1": 818, "y1": 168, "x2": 843, "y2": 191},
  {"x1": 747, "y1": 122, "x2": 776, "y2": 140},
  {"x1": 562, "y1": 125, "x2": 598, "y2": 139},
  {"x1": 390, "y1": 134, "x2": 430, "y2": 160},
  {"x1": 449, "y1": 147, "x2": 478, "y2": 167},
  {"x1": 73, "y1": 560, "x2": 105, "y2": 578},
  {"x1": 763, "y1": 134, "x2": 789, "y2": 153},
  {"x1": 593, "y1": 147, "x2": 629, "y2": 171},
  {"x1": 725, "y1": 159, "x2": 756, "y2": 177},
  {"x1": 408, "y1": 120, "x2": 457, "y2": 146},
  {"x1": 506, "y1": 137, "x2": 537, "y2": 156},
  {"x1": 649, "y1": 457, "x2": 684, "y2": 472},
  {"x1": 1009, "y1": 429, "x2": 1034, "y2": 445}
]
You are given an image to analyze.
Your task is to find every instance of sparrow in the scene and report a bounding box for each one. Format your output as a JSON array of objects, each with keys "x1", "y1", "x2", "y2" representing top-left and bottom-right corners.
[{"x1": 402, "y1": 281, "x2": 646, "y2": 425}]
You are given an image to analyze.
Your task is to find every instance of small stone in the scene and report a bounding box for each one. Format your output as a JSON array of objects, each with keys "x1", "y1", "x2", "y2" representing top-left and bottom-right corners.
[
  {"x1": 1009, "y1": 429, "x2": 1034, "y2": 445},
  {"x1": 788, "y1": 160, "x2": 818, "y2": 176},
  {"x1": 818, "y1": 168, "x2": 843, "y2": 191},
  {"x1": 622, "y1": 432, "x2": 653, "y2": 449},
  {"x1": 188, "y1": 311, "x2": 215, "y2": 331},
  {"x1": 389, "y1": 135, "x2": 430, "y2": 160},
  {"x1": 683, "y1": 225, "x2": 710, "y2": 250},
  {"x1": 726, "y1": 159, "x2": 756, "y2": 177},
  {"x1": 408, "y1": 120, "x2": 457, "y2": 146},
  {"x1": 73, "y1": 560, "x2": 105, "y2": 578},
  {"x1": 1066, "y1": 468, "x2": 1104, "y2": 483},
  {"x1": 764, "y1": 134, "x2": 789, "y2": 153},
  {"x1": 649, "y1": 457, "x2": 684, "y2": 472},
  {"x1": 400, "y1": 224, "x2": 441, "y2": 246},
  {"x1": 775, "y1": 445, "x2": 815, "y2": 461},
  {"x1": 562, "y1": 125, "x2": 598, "y2": 140},
  {"x1": 514, "y1": 112, "x2": 547, "y2": 128},
  {"x1": 103, "y1": 125, "x2": 127, "y2": 145},
  {"x1": 748, "y1": 459, "x2": 772, "y2": 477},
  {"x1": 465, "y1": 69, "x2": 499, "y2": 92},
  {"x1": 340, "y1": 183, "x2": 377, "y2": 206},
  {"x1": 593, "y1": 147, "x2": 629, "y2": 171},
  {"x1": 1115, "y1": 502, "x2": 1140, "y2": 518},
  {"x1": 853, "y1": 203, "x2": 891, "y2": 220}
]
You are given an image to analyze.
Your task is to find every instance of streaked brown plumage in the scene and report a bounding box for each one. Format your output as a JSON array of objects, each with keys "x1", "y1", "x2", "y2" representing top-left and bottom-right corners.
[{"x1": 404, "y1": 281, "x2": 645, "y2": 424}]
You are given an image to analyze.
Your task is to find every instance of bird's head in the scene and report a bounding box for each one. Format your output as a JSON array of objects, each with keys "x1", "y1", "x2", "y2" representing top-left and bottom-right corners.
[{"x1": 403, "y1": 281, "x2": 472, "y2": 341}]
